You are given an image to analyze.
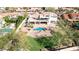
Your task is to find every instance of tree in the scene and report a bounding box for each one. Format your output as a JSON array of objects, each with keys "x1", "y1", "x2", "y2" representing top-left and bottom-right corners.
[
  {"x1": 45, "y1": 7, "x2": 55, "y2": 12},
  {"x1": 24, "y1": 8, "x2": 28, "y2": 18},
  {"x1": 58, "y1": 8, "x2": 63, "y2": 12},
  {"x1": 15, "y1": 16, "x2": 25, "y2": 28},
  {"x1": 5, "y1": 7, "x2": 9, "y2": 11},
  {"x1": 72, "y1": 31, "x2": 79, "y2": 46},
  {"x1": 41, "y1": 7, "x2": 46, "y2": 10},
  {"x1": 23, "y1": 7, "x2": 27, "y2": 9},
  {"x1": 35, "y1": 32, "x2": 63, "y2": 50},
  {"x1": 3, "y1": 16, "x2": 16, "y2": 24},
  {"x1": 65, "y1": 10, "x2": 74, "y2": 14}
]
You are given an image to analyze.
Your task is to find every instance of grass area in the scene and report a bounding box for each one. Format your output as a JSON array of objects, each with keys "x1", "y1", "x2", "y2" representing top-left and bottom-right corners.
[
  {"x1": 24, "y1": 36, "x2": 44, "y2": 51},
  {"x1": 12, "y1": 32, "x2": 43, "y2": 51}
]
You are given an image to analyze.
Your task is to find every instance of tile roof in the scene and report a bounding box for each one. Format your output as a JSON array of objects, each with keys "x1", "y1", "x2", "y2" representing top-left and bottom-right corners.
[
  {"x1": 63, "y1": 14, "x2": 69, "y2": 19},
  {"x1": 62, "y1": 13, "x2": 79, "y2": 21}
]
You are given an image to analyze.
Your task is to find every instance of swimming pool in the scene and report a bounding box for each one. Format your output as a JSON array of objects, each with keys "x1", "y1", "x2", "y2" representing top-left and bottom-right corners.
[
  {"x1": 33, "y1": 27, "x2": 46, "y2": 31},
  {"x1": 0, "y1": 28, "x2": 12, "y2": 32},
  {"x1": 72, "y1": 22, "x2": 79, "y2": 30}
]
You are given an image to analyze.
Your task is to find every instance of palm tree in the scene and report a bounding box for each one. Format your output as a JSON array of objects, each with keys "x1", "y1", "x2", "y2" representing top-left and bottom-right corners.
[{"x1": 5, "y1": 7, "x2": 9, "y2": 12}]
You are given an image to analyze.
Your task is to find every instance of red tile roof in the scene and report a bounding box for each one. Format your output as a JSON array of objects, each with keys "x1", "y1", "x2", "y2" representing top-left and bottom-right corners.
[
  {"x1": 69, "y1": 13, "x2": 79, "y2": 19},
  {"x1": 63, "y1": 14, "x2": 69, "y2": 19},
  {"x1": 62, "y1": 13, "x2": 79, "y2": 21},
  {"x1": 62, "y1": 13, "x2": 79, "y2": 19}
]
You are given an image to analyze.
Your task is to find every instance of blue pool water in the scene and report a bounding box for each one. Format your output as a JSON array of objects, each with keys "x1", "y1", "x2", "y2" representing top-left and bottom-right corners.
[
  {"x1": 0, "y1": 28, "x2": 12, "y2": 32},
  {"x1": 33, "y1": 27, "x2": 46, "y2": 31},
  {"x1": 72, "y1": 22, "x2": 79, "y2": 30}
]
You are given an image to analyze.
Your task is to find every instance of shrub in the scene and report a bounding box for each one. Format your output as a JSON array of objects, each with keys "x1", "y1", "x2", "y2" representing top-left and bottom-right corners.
[
  {"x1": 35, "y1": 32, "x2": 63, "y2": 50},
  {"x1": 15, "y1": 16, "x2": 25, "y2": 28},
  {"x1": 0, "y1": 32, "x2": 20, "y2": 50}
]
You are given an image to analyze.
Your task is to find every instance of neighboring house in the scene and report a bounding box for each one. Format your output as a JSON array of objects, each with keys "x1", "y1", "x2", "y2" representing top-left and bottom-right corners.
[
  {"x1": 48, "y1": 13, "x2": 58, "y2": 25},
  {"x1": 62, "y1": 13, "x2": 79, "y2": 21},
  {"x1": 61, "y1": 7, "x2": 74, "y2": 10},
  {"x1": 0, "y1": 7, "x2": 6, "y2": 13},
  {"x1": 16, "y1": 7, "x2": 26, "y2": 12},
  {"x1": 9, "y1": 15, "x2": 17, "y2": 19},
  {"x1": 28, "y1": 12, "x2": 58, "y2": 25},
  {"x1": 27, "y1": 7, "x2": 42, "y2": 12}
]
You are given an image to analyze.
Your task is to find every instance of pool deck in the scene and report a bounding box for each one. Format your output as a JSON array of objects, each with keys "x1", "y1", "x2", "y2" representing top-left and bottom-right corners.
[{"x1": 25, "y1": 24, "x2": 52, "y2": 37}]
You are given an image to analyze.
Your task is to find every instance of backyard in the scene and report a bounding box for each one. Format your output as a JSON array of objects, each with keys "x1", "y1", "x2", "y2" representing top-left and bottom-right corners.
[
  {"x1": 0, "y1": 18, "x2": 79, "y2": 51},
  {"x1": 0, "y1": 7, "x2": 79, "y2": 51}
]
